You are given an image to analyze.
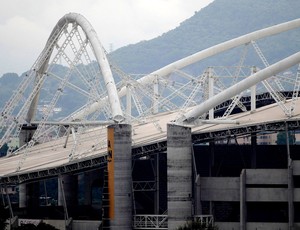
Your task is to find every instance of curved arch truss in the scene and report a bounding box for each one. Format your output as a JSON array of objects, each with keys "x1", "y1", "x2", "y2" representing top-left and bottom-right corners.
[
  {"x1": 0, "y1": 13, "x2": 300, "y2": 171},
  {"x1": 0, "y1": 13, "x2": 123, "y2": 156}
]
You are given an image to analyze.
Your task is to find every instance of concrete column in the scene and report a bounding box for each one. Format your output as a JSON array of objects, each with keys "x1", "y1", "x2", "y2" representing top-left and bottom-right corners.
[
  {"x1": 58, "y1": 174, "x2": 78, "y2": 206},
  {"x1": 19, "y1": 183, "x2": 27, "y2": 208},
  {"x1": 108, "y1": 124, "x2": 132, "y2": 230},
  {"x1": 19, "y1": 182, "x2": 40, "y2": 209},
  {"x1": 286, "y1": 123, "x2": 294, "y2": 230},
  {"x1": 251, "y1": 133, "x2": 257, "y2": 169},
  {"x1": 195, "y1": 175, "x2": 202, "y2": 215},
  {"x1": 82, "y1": 170, "x2": 101, "y2": 206},
  {"x1": 167, "y1": 124, "x2": 192, "y2": 230},
  {"x1": 240, "y1": 169, "x2": 246, "y2": 230},
  {"x1": 209, "y1": 141, "x2": 215, "y2": 176}
]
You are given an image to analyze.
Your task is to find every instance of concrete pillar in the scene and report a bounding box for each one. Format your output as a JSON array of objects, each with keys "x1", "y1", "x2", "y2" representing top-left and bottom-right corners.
[
  {"x1": 240, "y1": 169, "x2": 246, "y2": 230},
  {"x1": 209, "y1": 141, "x2": 215, "y2": 176},
  {"x1": 195, "y1": 175, "x2": 202, "y2": 215},
  {"x1": 19, "y1": 182, "x2": 40, "y2": 210},
  {"x1": 107, "y1": 124, "x2": 132, "y2": 230},
  {"x1": 19, "y1": 183, "x2": 27, "y2": 208},
  {"x1": 167, "y1": 124, "x2": 192, "y2": 230},
  {"x1": 82, "y1": 170, "x2": 101, "y2": 206},
  {"x1": 286, "y1": 123, "x2": 294, "y2": 230},
  {"x1": 251, "y1": 133, "x2": 257, "y2": 169},
  {"x1": 58, "y1": 174, "x2": 78, "y2": 206}
]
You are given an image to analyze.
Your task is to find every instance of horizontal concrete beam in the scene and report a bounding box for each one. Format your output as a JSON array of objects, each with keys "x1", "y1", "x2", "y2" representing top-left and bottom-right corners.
[
  {"x1": 216, "y1": 222, "x2": 300, "y2": 230},
  {"x1": 201, "y1": 177, "x2": 239, "y2": 201},
  {"x1": 246, "y1": 188, "x2": 287, "y2": 202},
  {"x1": 245, "y1": 169, "x2": 287, "y2": 184},
  {"x1": 293, "y1": 160, "x2": 300, "y2": 175},
  {"x1": 200, "y1": 177, "x2": 240, "y2": 189}
]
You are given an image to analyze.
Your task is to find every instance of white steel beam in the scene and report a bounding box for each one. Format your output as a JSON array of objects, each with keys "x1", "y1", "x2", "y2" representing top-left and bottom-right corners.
[
  {"x1": 73, "y1": 18, "x2": 300, "y2": 119},
  {"x1": 179, "y1": 52, "x2": 300, "y2": 123}
]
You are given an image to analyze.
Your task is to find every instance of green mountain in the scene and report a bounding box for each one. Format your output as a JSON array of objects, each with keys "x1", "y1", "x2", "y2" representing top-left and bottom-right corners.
[
  {"x1": 1, "y1": 0, "x2": 299, "y2": 110},
  {"x1": 109, "y1": 0, "x2": 300, "y2": 74}
]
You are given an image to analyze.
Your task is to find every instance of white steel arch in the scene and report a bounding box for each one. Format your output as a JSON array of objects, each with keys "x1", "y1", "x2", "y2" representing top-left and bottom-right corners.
[
  {"x1": 31, "y1": 13, "x2": 123, "y2": 123},
  {"x1": 73, "y1": 18, "x2": 300, "y2": 119},
  {"x1": 0, "y1": 12, "x2": 125, "y2": 151}
]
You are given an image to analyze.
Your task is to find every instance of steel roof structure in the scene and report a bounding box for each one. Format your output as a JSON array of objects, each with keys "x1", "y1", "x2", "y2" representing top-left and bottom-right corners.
[{"x1": 1, "y1": 99, "x2": 300, "y2": 184}]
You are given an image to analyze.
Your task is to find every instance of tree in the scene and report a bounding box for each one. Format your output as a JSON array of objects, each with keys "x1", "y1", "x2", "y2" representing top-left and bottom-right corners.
[
  {"x1": 177, "y1": 220, "x2": 218, "y2": 230},
  {"x1": 0, "y1": 143, "x2": 8, "y2": 157},
  {"x1": 276, "y1": 131, "x2": 295, "y2": 145}
]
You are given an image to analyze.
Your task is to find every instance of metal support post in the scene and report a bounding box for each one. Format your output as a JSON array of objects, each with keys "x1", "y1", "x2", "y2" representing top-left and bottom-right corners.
[
  {"x1": 240, "y1": 169, "x2": 246, "y2": 230},
  {"x1": 250, "y1": 67, "x2": 257, "y2": 112},
  {"x1": 208, "y1": 67, "x2": 214, "y2": 120},
  {"x1": 153, "y1": 75, "x2": 159, "y2": 114},
  {"x1": 43, "y1": 180, "x2": 49, "y2": 206},
  {"x1": 126, "y1": 84, "x2": 132, "y2": 121},
  {"x1": 58, "y1": 175, "x2": 69, "y2": 230},
  {"x1": 154, "y1": 153, "x2": 160, "y2": 214},
  {"x1": 1, "y1": 185, "x2": 5, "y2": 206},
  {"x1": 251, "y1": 133, "x2": 257, "y2": 169},
  {"x1": 285, "y1": 123, "x2": 294, "y2": 230}
]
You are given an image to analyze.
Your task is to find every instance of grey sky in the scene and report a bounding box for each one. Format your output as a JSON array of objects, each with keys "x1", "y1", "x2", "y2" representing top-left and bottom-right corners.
[{"x1": 0, "y1": 0, "x2": 213, "y2": 77}]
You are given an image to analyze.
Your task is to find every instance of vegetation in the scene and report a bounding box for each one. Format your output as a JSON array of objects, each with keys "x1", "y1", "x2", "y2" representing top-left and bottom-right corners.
[
  {"x1": 0, "y1": 143, "x2": 8, "y2": 157},
  {"x1": 110, "y1": 0, "x2": 300, "y2": 74},
  {"x1": 276, "y1": 131, "x2": 296, "y2": 145},
  {"x1": 177, "y1": 220, "x2": 218, "y2": 230}
]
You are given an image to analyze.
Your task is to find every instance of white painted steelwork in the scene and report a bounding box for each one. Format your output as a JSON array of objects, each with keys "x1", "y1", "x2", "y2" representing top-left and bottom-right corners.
[
  {"x1": 49, "y1": 13, "x2": 123, "y2": 122},
  {"x1": 73, "y1": 18, "x2": 300, "y2": 119},
  {"x1": 133, "y1": 215, "x2": 168, "y2": 229},
  {"x1": 180, "y1": 52, "x2": 300, "y2": 123}
]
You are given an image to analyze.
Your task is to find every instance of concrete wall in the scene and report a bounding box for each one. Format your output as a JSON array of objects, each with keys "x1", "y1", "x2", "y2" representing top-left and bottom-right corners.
[
  {"x1": 200, "y1": 168, "x2": 295, "y2": 202},
  {"x1": 246, "y1": 188, "x2": 287, "y2": 201},
  {"x1": 246, "y1": 169, "x2": 287, "y2": 184},
  {"x1": 201, "y1": 177, "x2": 240, "y2": 201},
  {"x1": 293, "y1": 160, "x2": 300, "y2": 175},
  {"x1": 200, "y1": 164, "x2": 300, "y2": 228}
]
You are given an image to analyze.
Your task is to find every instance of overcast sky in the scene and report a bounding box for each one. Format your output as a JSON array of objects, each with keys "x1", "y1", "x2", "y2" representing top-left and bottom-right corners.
[{"x1": 0, "y1": 0, "x2": 214, "y2": 77}]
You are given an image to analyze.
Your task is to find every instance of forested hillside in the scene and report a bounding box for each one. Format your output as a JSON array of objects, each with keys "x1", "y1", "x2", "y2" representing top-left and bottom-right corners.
[
  {"x1": 109, "y1": 0, "x2": 300, "y2": 74},
  {"x1": 1, "y1": 0, "x2": 299, "y2": 108}
]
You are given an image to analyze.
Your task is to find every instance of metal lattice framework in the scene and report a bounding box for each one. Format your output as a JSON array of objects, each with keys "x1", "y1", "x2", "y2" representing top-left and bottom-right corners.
[{"x1": 0, "y1": 13, "x2": 300, "y2": 175}]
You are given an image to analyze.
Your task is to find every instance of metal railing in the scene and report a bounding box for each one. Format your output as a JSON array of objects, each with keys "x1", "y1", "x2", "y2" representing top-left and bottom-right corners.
[{"x1": 133, "y1": 215, "x2": 168, "y2": 229}]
